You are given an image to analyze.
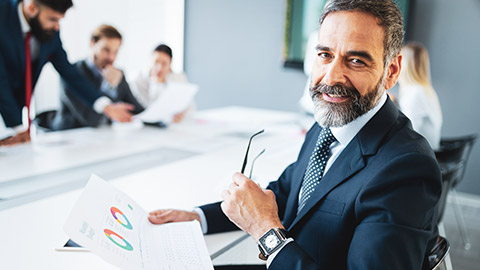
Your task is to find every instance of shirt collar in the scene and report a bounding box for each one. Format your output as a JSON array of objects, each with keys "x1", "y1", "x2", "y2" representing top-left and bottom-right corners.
[
  {"x1": 17, "y1": 2, "x2": 31, "y2": 35},
  {"x1": 330, "y1": 92, "x2": 387, "y2": 146}
]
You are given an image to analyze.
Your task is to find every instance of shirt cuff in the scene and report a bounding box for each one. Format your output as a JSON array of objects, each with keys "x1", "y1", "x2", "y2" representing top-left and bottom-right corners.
[
  {"x1": 193, "y1": 207, "x2": 208, "y2": 234},
  {"x1": 101, "y1": 79, "x2": 118, "y2": 91},
  {"x1": 93, "y1": 96, "x2": 112, "y2": 114},
  {"x1": 266, "y1": 238, "x2": 294, "y2": 268}
]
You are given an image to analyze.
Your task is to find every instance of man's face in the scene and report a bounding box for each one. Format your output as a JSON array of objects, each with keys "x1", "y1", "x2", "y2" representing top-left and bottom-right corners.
[
  {"x1": 310, "y1": 11, "x2": 401, "y2": 127},
  {"x1": 151, "y1": 51, "x2": 172, "y2": 79},
  {"x1": 27, "y1": 5, "x2": 65, "y2": 42},
  {"x1": 91, "y1": 38, "x2": 122, "y2": 69}
]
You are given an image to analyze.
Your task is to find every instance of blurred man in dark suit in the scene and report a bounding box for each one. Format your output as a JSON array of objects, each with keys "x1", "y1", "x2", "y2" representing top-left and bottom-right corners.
[
  {"x1": 0, "y1": 0, "x2": 134, "y2": 146},
  {"x1": 52, "y1": 24, "x2": 144, "y2": 130}
]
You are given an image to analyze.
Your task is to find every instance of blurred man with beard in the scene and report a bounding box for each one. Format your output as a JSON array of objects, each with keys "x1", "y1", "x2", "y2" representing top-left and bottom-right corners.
[
  {"x1": 52, "y1": 25, "x2": 144, "y2": 130},
  {"x1": 147, "y1": 0, "x2": 442, "y2": 269},
  {"x1": 0, "y1": 0, "x2": 135, "y2": 146}
]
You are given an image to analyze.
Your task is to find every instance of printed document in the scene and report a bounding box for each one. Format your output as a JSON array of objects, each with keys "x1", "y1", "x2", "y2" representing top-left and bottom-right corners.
[
  {"x1": 136, "y1": 82, "x2": 198, "y2": 123},
  {"x1": 64, "y1": 174, "x2": 213, "y2": 270}
]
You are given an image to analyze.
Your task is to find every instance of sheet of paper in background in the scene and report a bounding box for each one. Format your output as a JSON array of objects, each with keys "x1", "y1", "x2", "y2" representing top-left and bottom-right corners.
[
  {"x1": 136, "y1": 82, "x2": 198, "y2": 123},
  {"x1": 64, "y1": 174, "x2": 213, "y2": 270}
]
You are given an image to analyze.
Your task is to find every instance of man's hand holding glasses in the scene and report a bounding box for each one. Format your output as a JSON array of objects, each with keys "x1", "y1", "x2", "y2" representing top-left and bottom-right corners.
[{"x1": 148, "y1": 129, "x2": 285, "y2": 240}]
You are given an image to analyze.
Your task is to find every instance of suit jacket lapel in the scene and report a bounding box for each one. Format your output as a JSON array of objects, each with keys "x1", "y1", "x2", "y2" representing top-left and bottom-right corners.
[
  {"x1": 281, "y1": 126, "x2": 319, "y2": 227},
  {"x1": 286, "y1": 98, "x2": 399, "y2": 231},
  {"x1": 287, "y1": 138, "x2": 365, "y2": 230}
]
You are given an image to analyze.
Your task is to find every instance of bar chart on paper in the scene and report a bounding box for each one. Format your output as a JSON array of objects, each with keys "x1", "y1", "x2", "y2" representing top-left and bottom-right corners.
[{"x1": 64, "y1": 174, "x2": 214, "y2": 270}]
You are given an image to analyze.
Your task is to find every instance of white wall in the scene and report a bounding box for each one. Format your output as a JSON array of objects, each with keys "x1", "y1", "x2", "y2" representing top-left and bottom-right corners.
[{"x1": 34, "y1": 0, "x2": 185, "y2": 114}]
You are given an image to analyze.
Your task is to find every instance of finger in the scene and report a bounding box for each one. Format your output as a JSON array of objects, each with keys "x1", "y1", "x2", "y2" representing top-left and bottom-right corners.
[
  {"x1": 119, "y1": 103, "x2": 135, "y2": 111},
  {"x1": 148, "y1": 209, "x2": 175, "y2": 224},
  {"x1": 264, "y1": 189, "x2": 276, "y2": 200},
  {"x1": 221, "y1": 189, "x2": 231, "y2": 202},
  {"x1": 122, "y1": 114, "x2": 133, "y2": 122},
  {"x1": 232, "y1": 172, "x2": 248, "y2": 186},
  {"x1": 228, "y1": 182, "x2": 237, "y2": 192},
  {"x1": 149, "y1": 209, "x2": 167, "y2": 216}
]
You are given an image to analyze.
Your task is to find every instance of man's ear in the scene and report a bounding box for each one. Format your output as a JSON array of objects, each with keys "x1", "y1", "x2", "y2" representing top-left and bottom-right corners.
[
  {"x1": 24, "y1": 1, "x2": 40, "y2": 17},
  {"x1": 384, "y1": 54, "x2": 402, "y2": 90}
]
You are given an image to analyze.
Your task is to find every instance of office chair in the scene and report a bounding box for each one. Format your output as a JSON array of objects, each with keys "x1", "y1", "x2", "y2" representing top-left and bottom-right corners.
[
  {"x1": 427, "y1": 236, "x2": 450, "y2": 270},
  {"x1": 434, "y1": 134, "x2": 478, "y2": 250},
  {"x1": 32, "y1": 110, "x2": 57, "y2": 132},
  {"x1": 436, "y1": 163, "x2": 463, "y2": 224}
]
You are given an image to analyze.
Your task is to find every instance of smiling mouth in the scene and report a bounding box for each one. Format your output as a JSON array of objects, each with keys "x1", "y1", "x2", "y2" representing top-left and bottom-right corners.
[{"x1": 322, "y1": 93, "x2": 351, "y2": 103}]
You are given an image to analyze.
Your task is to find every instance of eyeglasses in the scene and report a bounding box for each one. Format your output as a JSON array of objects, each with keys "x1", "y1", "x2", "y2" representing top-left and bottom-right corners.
[{"x1": 240, "y1": 129, "x2": 266, "y2": 178}]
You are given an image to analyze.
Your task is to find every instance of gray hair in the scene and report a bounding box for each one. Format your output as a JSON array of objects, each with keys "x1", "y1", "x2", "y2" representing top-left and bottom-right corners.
[{"x1": 320, "y1": 0, "x2": 404, "y2": 66}]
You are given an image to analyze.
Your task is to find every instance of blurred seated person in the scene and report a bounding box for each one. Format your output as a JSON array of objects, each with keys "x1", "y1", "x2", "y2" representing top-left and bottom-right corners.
[
  {"x1": 52, "y1": 24, "x2": 144, "y2": 130},
  {"x1": 398, "y1": 42, "x2": 442, "y2": 150},
  {"x1": 132, "y1": 44, "x2": 192, "y2": 123},
  {"x1": 298, "y1": 30, "x2": 317, "y2": 115}
]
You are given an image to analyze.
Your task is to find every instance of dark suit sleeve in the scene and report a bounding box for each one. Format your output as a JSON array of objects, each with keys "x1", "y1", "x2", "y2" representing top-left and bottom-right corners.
[
  {"x1": 346, "y1": 153, "x2": 440, "y2": 269},
  {"x1": 0, "y1": 52, "x2": 22, "y2": 127},
  {"x1": 267, "y1": 162, "x2": 296, "y2": 221},
  {"x1": 199, "y1": 202, "x2": 239, "y2": 234},
  {"x1": 117, "y1": 74, "x2": 144, "y2": 114},
  {"x1": 48, "y1": 37, "x2": 103, "y2": 107},
  {"x1": 269, "y1": 153, "x2": 441, "y2": 270}
]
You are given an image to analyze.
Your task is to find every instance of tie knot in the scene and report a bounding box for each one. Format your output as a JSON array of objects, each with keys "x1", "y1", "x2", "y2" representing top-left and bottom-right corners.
[{"x1": 316, "y1": 128, "x2": 336, "y2": 148}]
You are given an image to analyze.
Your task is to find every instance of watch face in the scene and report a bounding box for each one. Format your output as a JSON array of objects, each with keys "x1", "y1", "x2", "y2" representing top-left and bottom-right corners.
[
  {"x1": 260, "y1": 229, "x2": 282, "y2": 253},
  {"x1": 265, "y1": 234, "x2": 280, "y2": 249}
]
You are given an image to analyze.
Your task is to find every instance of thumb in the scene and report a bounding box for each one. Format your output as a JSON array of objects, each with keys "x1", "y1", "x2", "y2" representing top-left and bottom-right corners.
[
  {"x1": 119, "y1": 102, "x2": 135, "y2": 111},
  {"x1": 148, "y1": 209, "x2": 173, "y2": 224}
]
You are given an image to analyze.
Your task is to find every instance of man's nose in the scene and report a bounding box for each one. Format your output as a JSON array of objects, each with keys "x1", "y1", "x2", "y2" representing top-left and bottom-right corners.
[
  {"x1": 108, "y1": 54, "x2": 116, "y2": 63},
  {"x1": 53, "y1": 22, "x2": 60, "y2": 32},
  {"x1": 322, "y1": 59, "x2": 347, "y2": 86}
]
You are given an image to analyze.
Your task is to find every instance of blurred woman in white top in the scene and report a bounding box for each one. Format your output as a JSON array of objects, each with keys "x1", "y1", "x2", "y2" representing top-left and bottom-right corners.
[
  {"x1": 132, "y1": 44, "x2": 190, "y2": 123},
  {"x1": 398, "y1": 42, "x2": 442, "y2": 150}
]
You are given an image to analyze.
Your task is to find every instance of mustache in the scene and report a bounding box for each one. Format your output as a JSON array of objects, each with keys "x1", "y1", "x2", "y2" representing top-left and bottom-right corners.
[{"x1": 309, "y1": 83, "x2": 360, "y2": 100}]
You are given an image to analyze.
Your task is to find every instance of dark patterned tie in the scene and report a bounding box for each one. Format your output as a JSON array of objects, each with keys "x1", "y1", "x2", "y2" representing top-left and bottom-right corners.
[{"x1": 298, "y1": 128, "x2": 336, "y2": 213}]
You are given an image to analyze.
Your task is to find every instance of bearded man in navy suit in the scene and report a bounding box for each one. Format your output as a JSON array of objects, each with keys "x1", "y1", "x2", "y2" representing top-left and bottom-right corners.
[
  {"x1": 0, "y1": 0, "x2": 135, "y2": 146},
  {"x1": 148, "y1": 0, "x2": 442, "y2": 269}
]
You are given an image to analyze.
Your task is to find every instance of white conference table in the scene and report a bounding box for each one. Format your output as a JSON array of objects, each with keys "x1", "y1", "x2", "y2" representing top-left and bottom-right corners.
[{"x1": 0, "y1": 106, "x2": 309, "y2": 269}]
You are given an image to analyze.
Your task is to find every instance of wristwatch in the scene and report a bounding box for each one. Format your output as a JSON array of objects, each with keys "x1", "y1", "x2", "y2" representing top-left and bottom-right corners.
[{"x1": 257, "y1": 228, "x2": 288, "y2": 260}]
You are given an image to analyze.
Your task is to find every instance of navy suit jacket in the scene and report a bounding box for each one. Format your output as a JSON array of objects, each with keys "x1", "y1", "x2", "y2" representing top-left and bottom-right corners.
[
  {"x1": 52, "y1": 60, "x2": 144, "y2": 130},
  {"x1": 0, "y1": 0, "x2": 102, "y2": 127},
  {"x1": 201, "y1": 98, "x2": 442, "y2": 269}
]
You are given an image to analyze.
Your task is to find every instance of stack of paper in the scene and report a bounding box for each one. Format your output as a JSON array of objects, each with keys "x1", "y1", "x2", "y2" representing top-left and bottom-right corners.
[
  {"x1": 64, "y1": 174, "x2": 213, "y2": 270},
  {"x1": 135, "y1": 82, "x2": 198, "y2": 123}
]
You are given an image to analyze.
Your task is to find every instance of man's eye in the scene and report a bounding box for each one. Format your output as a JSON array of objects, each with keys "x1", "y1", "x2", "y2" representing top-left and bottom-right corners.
[
  {"x1": 318, "y1": 52, "x2": 331, "y2": 59},
  {"x1": 350, "y1": 58, "x2": 366, "y2": 66}
]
